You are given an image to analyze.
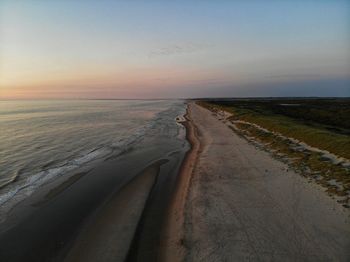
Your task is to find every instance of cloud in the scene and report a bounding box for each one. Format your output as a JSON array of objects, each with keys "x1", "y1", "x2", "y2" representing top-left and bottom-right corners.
[
  {"x1": 266, "y1": 73, "x2": 322, "y2": 79},
  {"x1": 151, "y1": 76, "x2": 231, "y2": 86},
  {"x1": 207, "y1": 77, "x2": 350, "y2": 98},
  {"x1": 148, "y1": 43, "x2": 213, "y2": 58}
]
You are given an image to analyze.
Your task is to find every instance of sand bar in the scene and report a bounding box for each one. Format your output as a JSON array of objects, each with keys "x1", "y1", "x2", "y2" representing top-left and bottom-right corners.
[{"x1": 65, "y1": 161, "x2": 161, "y2": 262}]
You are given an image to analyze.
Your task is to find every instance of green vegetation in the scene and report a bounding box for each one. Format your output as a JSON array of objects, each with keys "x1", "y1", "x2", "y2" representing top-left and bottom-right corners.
[
  {"x1": 197, "y1": 99, "x2": 350, "y2": 206},
  {"x1": 199, "y1": 99, "x2": 350, "y2": 159},
  {"x1": 203, "y1": 98, "x2": 350, "y2": 130}
]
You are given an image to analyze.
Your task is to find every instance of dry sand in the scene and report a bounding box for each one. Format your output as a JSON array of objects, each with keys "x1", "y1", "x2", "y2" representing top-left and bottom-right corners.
[{"x1": 164, "y1": 102, "x2": 350, "y2": 261}]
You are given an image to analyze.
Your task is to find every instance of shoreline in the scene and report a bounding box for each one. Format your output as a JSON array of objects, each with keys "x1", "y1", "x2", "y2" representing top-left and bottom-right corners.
[{"x1": 160, "y1": 103, "x2": 201, "y2": 262}]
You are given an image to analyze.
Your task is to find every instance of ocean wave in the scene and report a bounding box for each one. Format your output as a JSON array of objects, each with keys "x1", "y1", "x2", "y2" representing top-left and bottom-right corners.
[
  {"x1": 0, "y1": 100, "x2": 185, "y2": 222},
  {"x1": 0, "y1": 150, "x2": 104, "y2": 207},
  {"x1": 0, "y1": 123, "x2": 153, "y2": 216}
]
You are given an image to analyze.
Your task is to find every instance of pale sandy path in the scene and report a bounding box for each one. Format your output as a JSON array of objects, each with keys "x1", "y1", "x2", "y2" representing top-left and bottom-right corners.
[{"x1": 183, "y1": 102, "x2": 350, "y2": 261}]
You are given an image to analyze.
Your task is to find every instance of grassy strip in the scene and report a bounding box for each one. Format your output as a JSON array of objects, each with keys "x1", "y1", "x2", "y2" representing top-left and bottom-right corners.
[
  {"x1": 198, "y1": 101, "x2": 350, "y2": 207},
  {"x1": 198, "y1": 101, "x2": 350, "y2": 160}
]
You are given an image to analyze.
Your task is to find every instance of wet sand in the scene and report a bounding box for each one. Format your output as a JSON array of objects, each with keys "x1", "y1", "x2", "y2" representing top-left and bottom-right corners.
[
  {"x1": 161, "y1": 106, "x2": 201, "y2": 261},
  {"x1": 65, "y1": 161, "x2": 163, "y2": 262},
  {"x1": 165, "y1": 102, "x2": 350, "y2": 261}
]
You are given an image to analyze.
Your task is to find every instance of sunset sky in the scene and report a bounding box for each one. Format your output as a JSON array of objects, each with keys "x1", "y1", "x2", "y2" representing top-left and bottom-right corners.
[{"x1": 1, "y1": 1, "x2": 349, "y2": 99}]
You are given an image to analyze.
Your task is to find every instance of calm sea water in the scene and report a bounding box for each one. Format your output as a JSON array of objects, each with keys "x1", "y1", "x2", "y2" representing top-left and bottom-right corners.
[{"x1": 0, "y1": 100, "x2": 185, "y2": 210}]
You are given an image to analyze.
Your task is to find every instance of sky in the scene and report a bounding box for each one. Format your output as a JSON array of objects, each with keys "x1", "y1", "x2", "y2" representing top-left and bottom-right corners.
[{"x1": 0, "y1": 0, "x2": 349, "y2": 99}]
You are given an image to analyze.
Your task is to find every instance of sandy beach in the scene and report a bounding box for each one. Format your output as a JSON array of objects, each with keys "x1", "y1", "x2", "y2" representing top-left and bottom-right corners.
[
  {"x1": 0, "y1": 101, "x2": 349, "y2": 261},
  {"x1": 164, "y1": 102, "x2": 350, "y2": 261}
]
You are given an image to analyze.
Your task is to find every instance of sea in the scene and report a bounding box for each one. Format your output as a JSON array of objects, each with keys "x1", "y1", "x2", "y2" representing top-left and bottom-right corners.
[{"x1": 0, "y1": 99, "x2": 186, "y2": 217}]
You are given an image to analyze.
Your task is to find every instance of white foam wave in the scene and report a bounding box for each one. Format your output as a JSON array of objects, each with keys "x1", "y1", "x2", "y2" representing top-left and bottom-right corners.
[
  {"x1": 0, "y1": 128, "x2": 148, "y2": 215},
  {"x1": 0, "y1": 100, "x2": 186, "y2": 222}
]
